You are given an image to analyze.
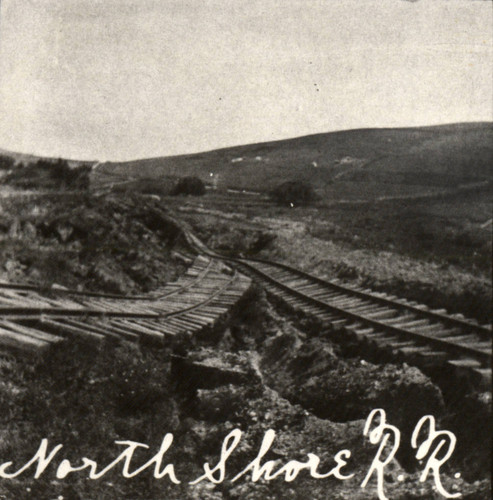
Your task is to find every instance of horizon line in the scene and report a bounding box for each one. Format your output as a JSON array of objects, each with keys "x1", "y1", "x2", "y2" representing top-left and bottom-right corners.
[{"x1": 1, "y1": 120, "x2": 492, "y2": 165}]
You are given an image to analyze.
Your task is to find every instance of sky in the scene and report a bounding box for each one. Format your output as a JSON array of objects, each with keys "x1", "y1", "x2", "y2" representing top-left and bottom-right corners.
[{"x1": 0, "y1": 0, "x2": 491, "y2": 161}]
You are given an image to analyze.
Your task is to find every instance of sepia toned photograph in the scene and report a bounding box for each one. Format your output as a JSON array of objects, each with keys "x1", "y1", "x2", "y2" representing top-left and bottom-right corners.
[{"x1": 0, "y1": 1, "x2": 491, "y2": 499}]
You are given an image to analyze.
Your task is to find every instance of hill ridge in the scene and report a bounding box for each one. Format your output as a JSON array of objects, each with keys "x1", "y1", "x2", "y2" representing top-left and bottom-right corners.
[{"x1": 1, "y1": 121, "x2": 491, "y2": 165}]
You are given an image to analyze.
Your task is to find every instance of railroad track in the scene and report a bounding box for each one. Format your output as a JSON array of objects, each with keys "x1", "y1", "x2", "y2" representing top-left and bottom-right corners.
[
  {"x1": 184, "y1": 231, "x2": 492, "y2": 389},
  {"x1": 0, "y1": 255, "x2": 251, "y2": 355},
  {"x1": 2, "y1": 219, "x2": 491, "y2": 391}
]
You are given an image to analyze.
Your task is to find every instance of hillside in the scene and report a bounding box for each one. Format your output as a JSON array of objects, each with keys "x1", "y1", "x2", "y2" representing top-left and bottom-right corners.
[
  {"x1": 0, "y1": 147, "x2": 94, "y2": 169},
  {"x1": 97, "y1": 122, "x2": 493, "y2": 198}
]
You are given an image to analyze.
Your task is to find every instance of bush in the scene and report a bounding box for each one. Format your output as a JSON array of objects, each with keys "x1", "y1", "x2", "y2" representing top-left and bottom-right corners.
[
  {"x1": 0, "y1": 155, "x2": 15, "y2": 170},
  {"x1": 171, "y1": 176, "x2": 206, "y2": 196},
  {"x1": 51, "y1": 159, "x2": 90, "y2": 188},
  {"x1": 269, "y1": 180, "x2": 318, "y2": 206},
  {"x1": 2, "y1": 158, "x2": 90, "y2": 189}
]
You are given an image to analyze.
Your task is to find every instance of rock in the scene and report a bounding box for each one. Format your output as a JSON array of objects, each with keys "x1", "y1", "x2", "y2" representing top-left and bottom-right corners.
[
  {"x1": 171, "y1": 352, "x2": 260, "y2": 391},
  {"x1": 27, "y1": 268, "x2": 42, "y2": 281},
  {"x1": 23, "y1": 221, "x2": 37, "y2": 239},
  {"x1": 8, "y1": 218, "x2": 20, "y2": 238},
  {"x1": 4, "y1": 259, "x2": 17, "y2": 273},
  {"x1": 187, "y1": 483, "x2": 223, "y2": 500},
  {"x1": 88, "y1": 260, "x2": 134, "y2": 294},
  {"x1": 195, "y1": 385, "x2": 247, "y2": 421},
  {"x1": 261, "y1": 334, "x2": 444, "y2": 430},
  {"x1": 54, "y1": 222, "x2": 74, "y2": 242}
]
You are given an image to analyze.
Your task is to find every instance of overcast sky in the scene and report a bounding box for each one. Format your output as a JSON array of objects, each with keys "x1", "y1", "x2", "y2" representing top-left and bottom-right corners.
[{"x1": 0, "y1": 0, "x2": 491, "y2": 161}]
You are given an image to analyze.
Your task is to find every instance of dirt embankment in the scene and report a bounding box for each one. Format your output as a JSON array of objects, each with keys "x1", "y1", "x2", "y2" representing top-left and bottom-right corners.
[
  {"x1": 0, "y1": 193, "x2": 188, "y2": 293},
  {"x1": 182, "y1": 208, "x2": 491, "y2": 323},
  {"x1": 260, "y1": 231, "x2": 491, "y2": 323}
]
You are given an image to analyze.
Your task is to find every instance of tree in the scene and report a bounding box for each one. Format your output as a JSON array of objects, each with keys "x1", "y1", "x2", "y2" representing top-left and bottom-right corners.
[
  {"x1": 2, "y1": 158, "x2": 90, "y2": 190},
  {"x1": 0, "y1": 155, "x2": 14, "y2": 170},
  {"x1": 171, "y1": 176, "x2": 206, "y2": 196},
  {"x1": 50, "y1": 158, "x2": 73, "y2": 186},
  {"x1": 269, "y1": 180, "x2": 318, "y2": 206}
]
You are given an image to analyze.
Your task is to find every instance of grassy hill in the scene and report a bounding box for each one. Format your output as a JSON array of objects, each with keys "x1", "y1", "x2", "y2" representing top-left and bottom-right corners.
[
  {"x1": 96, "y1": 122, "x2": 493, "y2": 199},
  {"x1": 3, "y1": 122, "x2": 492, "y2": 200}
]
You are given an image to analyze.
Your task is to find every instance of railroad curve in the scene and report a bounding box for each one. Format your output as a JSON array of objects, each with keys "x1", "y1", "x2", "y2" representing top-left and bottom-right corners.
[{"x1": 183, "y1": 229, "x2": 492, "y2": 390}]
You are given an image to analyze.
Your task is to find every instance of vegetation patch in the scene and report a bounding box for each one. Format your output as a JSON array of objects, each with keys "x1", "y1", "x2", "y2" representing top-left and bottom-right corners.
[
  {"x1": 171, "y1": 177, "x2": 206, "y2": 196},
  {"x1": 0, "y1": 194, "x2": 187, "y2": 293},
  {"x1": 269, "y1": 180, "x2": 318, "y2": 206},
  {"x1": 2, "y1": 159, "x2": 90, "y2": 190}
]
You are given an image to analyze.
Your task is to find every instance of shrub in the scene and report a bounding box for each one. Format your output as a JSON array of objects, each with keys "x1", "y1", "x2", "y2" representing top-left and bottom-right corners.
[
  {"x1": 2, "y1": 158, "x2": 90, "y2": 190},
  {"x1": 269, "y1": 180, "x2": 317, "y2": 206},
  {"x1": 171, "y1": 176, "x2": 206, "y2": 196},
  {"x1": 0, "y1": 154, "x2": 15, "y2": 170}
]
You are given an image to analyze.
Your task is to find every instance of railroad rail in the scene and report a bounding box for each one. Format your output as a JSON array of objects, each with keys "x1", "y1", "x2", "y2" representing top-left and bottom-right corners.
[
  {"x1": 184, "y1": 230, "x2": 492, "y2": 389},
  {"x1": 0, "y1": 255, "x2": 251, "y2": 355}
]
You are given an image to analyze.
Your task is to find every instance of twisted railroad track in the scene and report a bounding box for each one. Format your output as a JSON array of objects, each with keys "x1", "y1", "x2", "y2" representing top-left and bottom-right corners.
[
  {"x1": 184, "y1": 230, "x2": 492, "y2": 390},
  {"x1": 0, "y1": 255, "x2": 250, "y2": 355}
]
